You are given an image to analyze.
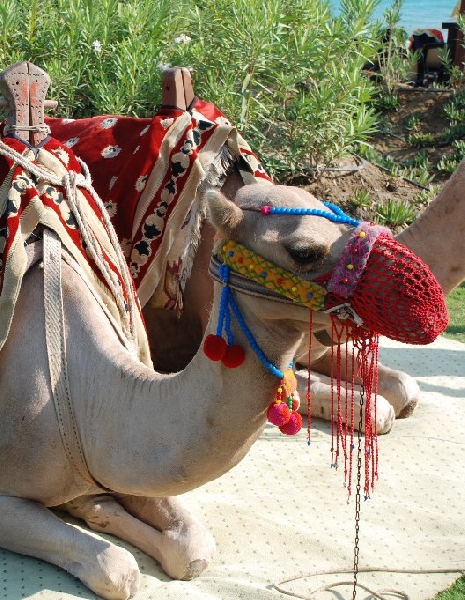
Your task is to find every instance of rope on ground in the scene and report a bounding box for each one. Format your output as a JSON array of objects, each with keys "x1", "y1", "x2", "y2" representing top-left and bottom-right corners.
[
  {"x1": 305, "y1": 155, "x2": 366, "y2": 174},
  {"x1": 273, "y1": 566, "x2": 465, "y2": 599}
]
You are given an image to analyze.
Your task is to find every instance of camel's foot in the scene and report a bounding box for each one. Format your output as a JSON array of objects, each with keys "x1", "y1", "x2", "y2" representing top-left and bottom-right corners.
[
  {"x1": 64, "y1": 495, "x2": 215, "y2": 582},
  {"x1": 74, "y1": 544, "x2": 140, "y2": 600},
  {"x1": 0, "y1": 495, "x2": 139, "y2": 600},
  {"x1": 118, "y1": 495, "x2": 216, "y2": 581},
  {"x1": 377, "y1": 363, "x2": 421, "y2": 418},
  {"x1": 296, "y1": 370, "x2": 396, "y2": 434},
  {"x1": 156, "y1": 516, "x2": 215, "y2": 580}
]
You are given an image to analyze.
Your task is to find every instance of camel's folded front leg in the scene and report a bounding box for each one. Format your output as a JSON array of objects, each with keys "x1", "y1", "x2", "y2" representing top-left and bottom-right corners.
[
  {"x1": 0, "y1": 495, "x2": 139, "y2": 600},
  {"x1": 63, "y1": 494, "x2": 216, "y2": 581},
  {"x1": 295, "y1": 335, "x2": 420, "y2": 432},
  {"x1": 296, "y1": 369, "x2": 396, "y2": 434}
]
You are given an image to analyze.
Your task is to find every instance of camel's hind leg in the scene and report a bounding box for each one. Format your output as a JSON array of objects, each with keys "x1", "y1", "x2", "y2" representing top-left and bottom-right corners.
[
  {"x1": 63, "y1": 494, "x2": 216, "y2": 581},
  {"x1": 0, "y1": 495, "x2": 139, "y2": 600}
]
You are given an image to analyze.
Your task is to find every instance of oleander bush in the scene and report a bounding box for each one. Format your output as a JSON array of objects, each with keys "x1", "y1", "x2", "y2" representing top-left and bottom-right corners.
[{"x1": 0, "y1": 0, "x2": 381, "y2": 179}]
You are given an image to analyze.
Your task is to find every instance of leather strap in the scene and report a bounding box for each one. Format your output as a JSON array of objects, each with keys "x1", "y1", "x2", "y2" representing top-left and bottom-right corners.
[{"x1": 43, "y1": 227, "x2": 93, "y2": 483}]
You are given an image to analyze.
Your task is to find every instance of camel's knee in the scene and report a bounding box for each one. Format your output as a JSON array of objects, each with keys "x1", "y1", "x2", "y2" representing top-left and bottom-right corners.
[{"x1": 377, "y1": 364, "x2": 421, "y2": 417}]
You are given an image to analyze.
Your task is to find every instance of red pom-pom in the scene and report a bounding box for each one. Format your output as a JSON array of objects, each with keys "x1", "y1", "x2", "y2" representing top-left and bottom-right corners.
[
  {"x1": 203, "y1": 334, "x2": 227, "y2": 361},
  {"x1": 267, "y1": 401, "x2": 291, "y2": 427},
  {"x1": 279, "y1": 412, "x2": 302, "y2": 435},
  {"x1": 221, "y1": 344, "x2": 246, "y2": 368}
]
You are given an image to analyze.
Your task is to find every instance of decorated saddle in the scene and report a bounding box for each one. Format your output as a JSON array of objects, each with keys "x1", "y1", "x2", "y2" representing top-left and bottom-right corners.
[
  {"x1": 46, "y1": 99, "x2": 272, "y2": 310},
  {"x1": 0, "y1": 134, "x2": 151, "y2": 364}
]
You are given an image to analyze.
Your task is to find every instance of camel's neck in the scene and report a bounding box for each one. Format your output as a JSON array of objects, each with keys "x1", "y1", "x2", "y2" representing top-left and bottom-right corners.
[
  {"x1": 77, "y1": 280, "x2": 304, "y2": 497},
  {"x1": 396, "y1": 163, "x2": 465, "y2": 294}
]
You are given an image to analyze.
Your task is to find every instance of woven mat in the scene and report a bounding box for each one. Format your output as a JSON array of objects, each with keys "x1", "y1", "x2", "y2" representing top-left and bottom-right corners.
[{"x1": 1, "y1": 335, "x2": 464, "y2": 600}]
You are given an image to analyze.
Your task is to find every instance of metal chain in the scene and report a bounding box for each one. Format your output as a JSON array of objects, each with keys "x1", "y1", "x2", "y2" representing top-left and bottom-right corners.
[{"x1": 352, "y1": 380, "x2": 365, "y2": 599}]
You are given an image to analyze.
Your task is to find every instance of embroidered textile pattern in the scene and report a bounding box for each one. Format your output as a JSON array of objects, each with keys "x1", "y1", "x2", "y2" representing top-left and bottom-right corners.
[
  {"x1": 327, "y1": 223, "x2": 391, "y2": 298},
  {"x1": 0, "y1": 135, "x2": 150, "y2": 364},
  {"x1": 216, "y1": 239, "x2": 326, "y2": 311},
  {"x1": 47, "y1": 98, "x2": 271, "y2": 309}
]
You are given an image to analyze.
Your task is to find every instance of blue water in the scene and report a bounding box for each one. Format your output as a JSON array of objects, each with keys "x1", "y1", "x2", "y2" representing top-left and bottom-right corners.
[{"x1": 333, "y1": 0, "x2": 458, "y2": 37}]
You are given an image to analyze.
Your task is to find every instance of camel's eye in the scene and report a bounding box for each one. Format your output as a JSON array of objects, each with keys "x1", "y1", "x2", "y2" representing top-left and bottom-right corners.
[{"x1": 286, "y1": 245, "x2": 327, "y2": 267}]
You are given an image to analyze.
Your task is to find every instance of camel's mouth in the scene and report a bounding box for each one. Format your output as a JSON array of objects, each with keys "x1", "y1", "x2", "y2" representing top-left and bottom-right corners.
[{"x1": 211, "y1": 222, "x2": 449, "y2": 345}]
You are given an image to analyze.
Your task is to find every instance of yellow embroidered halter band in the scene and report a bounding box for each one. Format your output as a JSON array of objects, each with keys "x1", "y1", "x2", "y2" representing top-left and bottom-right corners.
[{"x1": 214, "y1": 238, "x2": 327, "y2": 311}]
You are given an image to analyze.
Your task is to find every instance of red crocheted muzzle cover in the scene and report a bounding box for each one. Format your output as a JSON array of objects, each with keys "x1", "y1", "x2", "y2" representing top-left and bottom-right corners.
[{"x1": 319, "y1": 226, "x2": 448, "y2": 343}]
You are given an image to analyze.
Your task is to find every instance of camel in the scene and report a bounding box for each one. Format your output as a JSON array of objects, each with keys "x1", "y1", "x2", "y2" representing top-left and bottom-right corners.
[
  {"x1": 45, "y1": 67, "x2": 451, "y2": 436},
  {"x1": 396, "y1": 161, "x2": 465, "y2": 295},
  {"x1": 0, "y1": 177, "x2": 448, "y2": 600},
  {"x1": 0, "y1": 62, "x2": 449, "y2": 600},
  {"x1": 294, "y1": 156, "x2": 465, "y2": 428}
]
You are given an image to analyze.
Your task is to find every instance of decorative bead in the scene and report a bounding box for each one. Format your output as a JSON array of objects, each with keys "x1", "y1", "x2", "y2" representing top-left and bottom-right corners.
[
  {"x1": 203, "y1": 334, "x2": 227, "y2": 361},
  {"x1": 359, "y1": 231, "x2": 366, "y2": 238},
  {"x1": 291, "y1": 286, "x2": 297, "y2": 292},
  {"x1": 267, "y1": 401, "x2": 291, "y2": 426},
  {"x1": 249, "y1": 264, "x2": 254, "y2": 271},
  {"x1": 228, "y1": 250, "x2": 234, "y2": 257},
  {"x1": 260, "y1": 271, "x2": 267, "y2": 278},
  {"x1": 277, "y1": 278, "x2": 283, "y2": 285},
  {"x1": 222, "y1": 344, "x2": 245, "y2": 368},
  {"x1": 261, "y1": 205, "x2": 271, "y2": 214},
  {"x1": 307, "y1": 292, "x2": 313, "y2": 298},
  {"x1": 347, "y1": 263, "x2": 354, "y2": 270},
  {"x1": 279, "y1": 412, "x2": 302, "y2": 435},
  {"x1": 342, "y1": 277, "x2": 349, "y2": 284}
]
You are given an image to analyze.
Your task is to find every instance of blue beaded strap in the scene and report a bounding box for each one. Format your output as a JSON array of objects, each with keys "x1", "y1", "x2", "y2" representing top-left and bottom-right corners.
[
  {"x1": 258, "y1": 202, "x2": 360, "y2": 227},
  {"x1": 218, "y1": 264, "x2": 284, "y2": 379}
]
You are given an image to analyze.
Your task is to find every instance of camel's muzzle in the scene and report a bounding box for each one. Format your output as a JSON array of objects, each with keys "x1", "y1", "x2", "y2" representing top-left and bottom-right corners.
[
  {"x1": 319, "y1": 226, "x2": 449, "y2": 345},
  {"x1": 212, "y1": 225, "x2": 448, "y2": 345}
]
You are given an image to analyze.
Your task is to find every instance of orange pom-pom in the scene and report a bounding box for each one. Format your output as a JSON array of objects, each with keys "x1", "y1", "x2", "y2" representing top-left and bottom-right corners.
[
  {"x1": 203, "y1": 334, "x2": 227, "y2": 361},
  {"x1": 279, "y1": 412, "x2": 302, "y2": 435},
  {"x1": 267, "y1": 401, "x2": 291, "y2": 427},
  {"x1": 222, "y1": 344, "x2": 246, "y2": 368}
]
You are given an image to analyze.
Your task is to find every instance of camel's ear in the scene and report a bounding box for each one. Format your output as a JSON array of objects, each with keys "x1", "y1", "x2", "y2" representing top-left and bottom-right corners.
[{"x1": 206, "y1": 189, "x2": 244, "y2": 236}]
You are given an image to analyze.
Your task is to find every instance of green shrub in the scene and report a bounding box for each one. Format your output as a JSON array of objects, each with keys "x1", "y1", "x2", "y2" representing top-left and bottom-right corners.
[
  {"x1": 375, "y1": 198, "x2": 416, "y2": 226},
  {"x1": 350, "y1": 188, "x2": 374, "y2": 209},
  {"x1": 0, "y1": 0, "x2": 382, "y2": 180},
  {"x1": 408, "y1": 131, "x2": 435, "y2": 147}
]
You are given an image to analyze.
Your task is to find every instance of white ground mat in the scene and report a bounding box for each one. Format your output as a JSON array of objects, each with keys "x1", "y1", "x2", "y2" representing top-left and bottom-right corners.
[{"x1": 1, "y1": 335, "x2": 464, "y2": 600}]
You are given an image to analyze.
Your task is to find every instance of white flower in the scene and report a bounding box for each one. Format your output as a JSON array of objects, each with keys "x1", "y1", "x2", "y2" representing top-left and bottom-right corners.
[
  {"x1": 101, "y1": 117, "x2": 118, "y2": 129},
  {"x1": 174, "y1": 34, "x2": 191, "y2": 44},
  {"x1": 64, "y1": 137, "x2": 79, "y2": 148},
  {"x1": 101, "y1": 145, "x2": 121, "y2": 158},
  {"x1": 135, "y1": 175, "x2": 148, "y2": 192},
  {"x1": 92, "y1": 40, "x2": 102, "y2": 52}
]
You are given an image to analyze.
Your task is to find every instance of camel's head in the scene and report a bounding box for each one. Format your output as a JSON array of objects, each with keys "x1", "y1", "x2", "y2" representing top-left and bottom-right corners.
[{"x1": 206, "y1": 183, "x2": 448, "y2": 345}]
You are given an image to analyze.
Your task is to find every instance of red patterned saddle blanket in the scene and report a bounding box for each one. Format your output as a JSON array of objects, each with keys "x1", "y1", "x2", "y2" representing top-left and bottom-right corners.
[
  {"x1": 0, "y1": 135, "x2": 150, "y2": 362},
  {"x1": 47, "y1": 98, "x2": 272, "y2": 310}
]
